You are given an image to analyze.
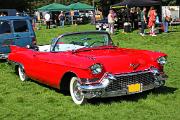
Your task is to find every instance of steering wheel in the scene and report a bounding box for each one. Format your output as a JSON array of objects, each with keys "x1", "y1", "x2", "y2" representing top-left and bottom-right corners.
[{"x1": 89, "y1": 41, "x2": 105, "y2": 47}]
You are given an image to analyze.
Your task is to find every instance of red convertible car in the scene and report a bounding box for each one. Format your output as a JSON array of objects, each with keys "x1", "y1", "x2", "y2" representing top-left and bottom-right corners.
[{"x1": 8, "y1": 31, "x2": 168, "y2": 105}]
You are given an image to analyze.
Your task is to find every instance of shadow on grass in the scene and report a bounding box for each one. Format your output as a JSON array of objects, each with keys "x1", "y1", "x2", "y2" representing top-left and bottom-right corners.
[
  {"x1": 0, "y1": 59, "x2": 7, "y2": 63},
  {"x1": 87, "y1": 86, "x2": 178, "y2": 105},
  {"x1": 169, "y1": 30, "x2": 180, "y2": 32},
  {"x1": 25, "y1": 78, "x2": 177, "y2": 105},
  {"x1": 28, "y1": 79, "x2": 71, "y2": 95}
]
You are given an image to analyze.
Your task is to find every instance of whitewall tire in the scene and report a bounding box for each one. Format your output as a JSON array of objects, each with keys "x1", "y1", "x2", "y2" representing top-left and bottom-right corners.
[
  {"x1": 18, "y1": 65, "x2": 28, "y2": 81},
  {"x1": 70, "y1": 77, "x2": 86, "y2": 105}
]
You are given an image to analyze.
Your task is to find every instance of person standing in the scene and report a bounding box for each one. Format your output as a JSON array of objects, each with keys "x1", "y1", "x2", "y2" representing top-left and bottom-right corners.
[
  {"x1": 148, "y1": 6, "x2": 157, "y2": 36},
  {"x1": 130, "y1": 8, "x2": 135, "y2": 30},
  {"x1": 70, "y1": 10, "x2": 74, "y2": 25},
  {"x1": 58, "y1": 11, "x2": 65, "y2": 27},
  {"x1": 108, "y1": 9, "x2": 116, "y2": 34},
  {"x1": 162, "y1": 7, "x2": 172, "y2": 33},
  {"x1": 140, "y1": 7, "x2": 147, "y2": 36},
  {"x1": 44, "y1": 12, "x2": 51, "y2": 29}
]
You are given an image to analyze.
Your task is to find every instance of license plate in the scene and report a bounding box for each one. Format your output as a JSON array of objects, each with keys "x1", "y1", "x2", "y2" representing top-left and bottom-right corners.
[{"x1": 128, "y1": 83, "x2": 141, "y2": 93}]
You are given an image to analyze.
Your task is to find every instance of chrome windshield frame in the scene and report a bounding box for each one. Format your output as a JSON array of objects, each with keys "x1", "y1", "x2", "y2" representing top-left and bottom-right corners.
[{"x1": 50, "y1": 31, "x2": 113, "y2": 52}]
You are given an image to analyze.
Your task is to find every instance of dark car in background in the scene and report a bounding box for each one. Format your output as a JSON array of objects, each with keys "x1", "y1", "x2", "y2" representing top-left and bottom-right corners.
[
  {"x1": 95, "y1": 18, "x2": 118, "y2": 31},
  {"x1": 65, "y1": 11, "x2": 91, "y2": 25},
  {"x1": 0, "y1": 16, "x2": 36, "y2": 59}
]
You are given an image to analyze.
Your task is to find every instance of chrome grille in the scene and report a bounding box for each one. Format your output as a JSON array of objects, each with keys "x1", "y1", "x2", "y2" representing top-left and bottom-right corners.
[{"x1": 105, "y1": 72, "x2": 155, "y2": 92}]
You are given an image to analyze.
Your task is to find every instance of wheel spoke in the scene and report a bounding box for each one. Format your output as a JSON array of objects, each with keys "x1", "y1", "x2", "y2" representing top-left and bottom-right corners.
[{"x1": 73, "y1": 79, "x2": 83, "y2": 101}]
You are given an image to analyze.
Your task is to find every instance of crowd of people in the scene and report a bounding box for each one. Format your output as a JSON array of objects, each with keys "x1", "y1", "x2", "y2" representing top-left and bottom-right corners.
[
  {"x1": 44, "y1": 11, "x2": 66, "y2": 29},
  {"x1": 40, "y1": 6, "x2": 172, "y2": 37},
  {"x1": 140, "y1": 6, "x2": 172, "y2": 36},
  {"x1": 42, "y1": 11, "x2": 93, "y2": 29},
  {"x1": 107, "y1": 6, "x2": 172, "y2": 36}
]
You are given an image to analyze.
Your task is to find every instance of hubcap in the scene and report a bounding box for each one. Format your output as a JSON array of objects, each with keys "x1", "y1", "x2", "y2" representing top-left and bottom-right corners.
[{"x1": 73, "y1": 80, "x2": 83, "y2": 101}]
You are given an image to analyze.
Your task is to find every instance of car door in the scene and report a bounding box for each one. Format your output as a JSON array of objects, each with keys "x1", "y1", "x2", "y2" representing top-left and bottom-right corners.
[
  {"x1": 30, "y1": 52, "x2": 66, "y2": 87},
  {"x1": 12, "y1": 20, "x2": 34, "y2": 47},
  {"x1": 0, "y1": 20, "x2": 14, "y2": 54}
]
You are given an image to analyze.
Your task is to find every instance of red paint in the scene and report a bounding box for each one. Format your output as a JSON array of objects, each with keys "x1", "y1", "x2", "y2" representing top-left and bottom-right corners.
[{"x1": 8, "y1": 45, "x2": 167, "y2": 89}]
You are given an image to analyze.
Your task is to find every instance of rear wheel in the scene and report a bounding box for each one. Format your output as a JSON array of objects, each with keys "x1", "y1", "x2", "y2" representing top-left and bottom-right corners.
[
  {"x1": 18, "y1": 65, "x2": 28, "y2": 81},
  {"x1": 70, "y1": 77, "x2": 86, "y2": 105}
]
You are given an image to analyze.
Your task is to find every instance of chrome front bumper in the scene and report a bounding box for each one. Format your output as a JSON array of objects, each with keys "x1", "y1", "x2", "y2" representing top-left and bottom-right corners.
[
  {"x1": 0, "y1": 53, "x2": 8, "y2": 59},
  {"x1": 78, "y1": 68, "x2": 168, "y2": 99}
]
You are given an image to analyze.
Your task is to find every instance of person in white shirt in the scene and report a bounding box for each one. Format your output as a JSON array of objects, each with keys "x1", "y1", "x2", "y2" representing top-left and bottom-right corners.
[
  {"x1": 108, "y1": 9, "x2": 116, "y2": 34},
  {"x1": 45, "y1": 12, "x2": 51, "y2": 29},
  {"x1": 162, "y1": 7, "x2": 171, "y2": 33}
]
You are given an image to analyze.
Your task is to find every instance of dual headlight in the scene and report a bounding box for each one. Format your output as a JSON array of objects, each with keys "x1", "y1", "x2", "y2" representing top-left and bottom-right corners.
[
  {"x1": 90, "y1": 57, "x2": 167, "y2": 74},
  {"x1": 90, "y1": 64, "x2": 102, "y2": 74},
  {"x1": 157, "y1": 56, "x2": 167, "y2": 65}
]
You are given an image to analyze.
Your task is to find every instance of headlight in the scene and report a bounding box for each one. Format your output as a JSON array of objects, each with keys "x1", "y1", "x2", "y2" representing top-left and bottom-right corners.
[
  {"x1": 157, "y1": 57, "x2": 167, "y2": 65},
  {"x1": 90, "y1": 64, "x2": 102, "y2": 74}
]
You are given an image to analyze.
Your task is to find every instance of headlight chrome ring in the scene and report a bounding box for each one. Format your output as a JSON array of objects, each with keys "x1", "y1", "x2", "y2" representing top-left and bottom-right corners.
[
  {"x1": 157, "y1": 56, "x2": 167, "y2": 65},
  {"x1": 90, "y1": 64, "x2": 102, "y2": 74}
]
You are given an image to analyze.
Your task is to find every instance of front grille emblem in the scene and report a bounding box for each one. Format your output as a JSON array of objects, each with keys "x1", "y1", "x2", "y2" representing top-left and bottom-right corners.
[{"x1": 130, "y1": 63, "x2": 140, "y2": 70}]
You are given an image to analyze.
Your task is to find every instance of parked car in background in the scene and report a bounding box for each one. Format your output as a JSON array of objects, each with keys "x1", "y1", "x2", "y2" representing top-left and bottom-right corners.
[
  {"x1": 65, "y1": 11, "x2": 91, "y2": 25},
  {"x1": 0, "y1": 16, "x2": 36, "y2": 59},
  {"x1": 96, "y1": 18, "x2": 118, "y2": 31},
  {"x1": 8, "y1": 31, "x2": 168, "y2": 105}
]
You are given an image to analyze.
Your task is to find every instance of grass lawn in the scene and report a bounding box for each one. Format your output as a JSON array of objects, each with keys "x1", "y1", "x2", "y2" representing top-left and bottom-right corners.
[{"x1": 0, "y1": 24, "x2": 180, "y2": 120}]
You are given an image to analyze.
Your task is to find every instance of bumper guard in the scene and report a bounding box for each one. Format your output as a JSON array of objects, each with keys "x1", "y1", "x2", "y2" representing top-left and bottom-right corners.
[{"x1": 78, "y1": 68, "x2": 168, "y2": 99}]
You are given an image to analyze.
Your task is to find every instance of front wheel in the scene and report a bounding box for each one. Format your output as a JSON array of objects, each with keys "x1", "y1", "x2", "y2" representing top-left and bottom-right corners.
[
  {"x1": 18, "y1": 65, "x2": 28, "y2": 81},
  {"x1": 70, "y1": 77, "x2": 86, "y2": 105}
]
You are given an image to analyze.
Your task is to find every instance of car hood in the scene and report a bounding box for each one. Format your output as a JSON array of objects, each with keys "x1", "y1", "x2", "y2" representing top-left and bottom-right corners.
[{"x1": 75, "y1": 48, "x2": 166, "y2": 74}]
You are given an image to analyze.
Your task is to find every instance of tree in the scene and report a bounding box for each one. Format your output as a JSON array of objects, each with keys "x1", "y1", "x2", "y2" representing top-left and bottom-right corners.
[
  {"x1": 162, "y1": 0, "x2": 176, "y2": 5},
  {"x1": 0, "y1": 0, "x2": 177, "y2": 12},
  {"x1": 0, "y1": 0, "x2": 29, "y2": 11}
]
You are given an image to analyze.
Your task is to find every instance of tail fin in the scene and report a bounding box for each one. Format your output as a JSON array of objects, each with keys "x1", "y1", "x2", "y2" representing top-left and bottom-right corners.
[{"x1": 10, "y1": 45, "x2": 27, "y2": 53}]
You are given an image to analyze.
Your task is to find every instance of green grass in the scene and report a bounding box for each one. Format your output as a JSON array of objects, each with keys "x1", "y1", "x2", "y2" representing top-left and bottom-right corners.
[{"x1": 0, "y1": 24, "x2": 180, "y2": 120}]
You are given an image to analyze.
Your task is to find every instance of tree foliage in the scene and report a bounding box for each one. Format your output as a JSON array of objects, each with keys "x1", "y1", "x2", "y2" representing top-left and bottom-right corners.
[
  {"x1": 0, "y1": 0, "x2": 177, "y2": 11},
  {"x1": 162, "y1": 0, "x2": 176, "y2": 5},
  {"x1": 0, "y1": 0, "x2": 29, "y2": 11}
]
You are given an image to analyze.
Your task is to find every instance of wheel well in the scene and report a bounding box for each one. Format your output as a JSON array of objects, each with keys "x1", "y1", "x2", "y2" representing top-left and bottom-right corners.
[
  {"x1": 15, "y1": 65, "x2": 19, "y2": 75},
  {"x1": 14, "y1": 64, "x2": 24, "y2": 75},
  {"x1": 59, "y1": 72, "x2": 77, "y2": 91}
]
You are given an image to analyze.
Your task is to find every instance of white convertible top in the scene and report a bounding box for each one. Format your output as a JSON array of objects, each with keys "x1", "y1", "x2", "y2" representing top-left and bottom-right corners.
[
  {"x1": 38, "y1": 45, "x2": 51, "y2": 52},
  {"x1": 38, "y1": 44, "x2": 84, "y2": 52}
]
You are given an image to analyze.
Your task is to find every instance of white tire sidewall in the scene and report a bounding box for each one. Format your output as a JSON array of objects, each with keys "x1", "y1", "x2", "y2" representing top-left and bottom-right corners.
[
  {"x1": 18, "y1": 65, "x2": 26, "y2": 82},
  {"x1": 70, "y1": 77, "x2": 85, "y2": 105}
]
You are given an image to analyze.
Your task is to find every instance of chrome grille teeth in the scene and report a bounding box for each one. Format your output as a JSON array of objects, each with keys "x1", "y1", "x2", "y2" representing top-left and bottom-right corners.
[{"x1": 105, "y1": 72, "x2": 155, "y2": 92}]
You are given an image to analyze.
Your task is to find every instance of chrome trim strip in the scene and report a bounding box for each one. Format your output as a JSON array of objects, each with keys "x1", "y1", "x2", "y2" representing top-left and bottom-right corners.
[
  {"x1": 79, "y1": 77, "x2": 111, "y2": 91},
  {"x1": 114, "y1": 70, "x2": 151, "y2": 77},
  {"x1": 100, "y1": 84, "x2": 156, "y2": 98}
]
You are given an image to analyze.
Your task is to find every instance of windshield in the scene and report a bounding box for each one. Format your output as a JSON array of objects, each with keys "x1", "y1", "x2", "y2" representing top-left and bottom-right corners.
[{"x1": 53, "y1": 32, "x2": 112, "y2": 52}]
